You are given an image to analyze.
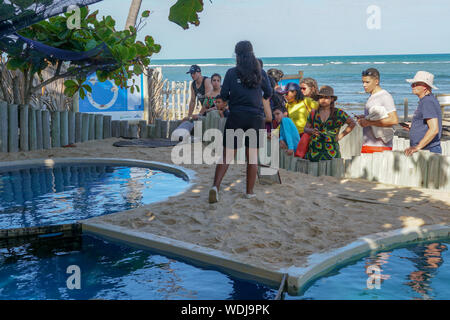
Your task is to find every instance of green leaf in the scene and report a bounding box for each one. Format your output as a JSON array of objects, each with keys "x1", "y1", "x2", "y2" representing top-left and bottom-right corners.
[
  {"x1": 133, "y1": 64, "x2": 143, "y2": 74},
  {"x1": 85, "y1": 39, "x2": 98, "y2": 51},
  {"x1": 169, "y1": 0, "x2": 204, "y2": 30},
  {"x1": 6, "y1": 58, "x2": 26, "y2": 70},
  {"x1": 83, "y1": 85, "x2": 92, "y2": 93},
  {"x1": 142, "y1": 10, "x2": 150, "y2": 18},
  {"x1": 79, "y1": 88, "x2": 86, "y2": 100},
  {"x1": 64, "y1": 80, "x2": 78, "y2": 88}
]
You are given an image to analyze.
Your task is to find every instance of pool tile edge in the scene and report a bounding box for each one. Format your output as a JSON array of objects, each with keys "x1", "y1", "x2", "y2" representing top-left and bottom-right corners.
[
  {"x1": 282, "y1": 224, "x2": 450, "y2": 296},
  {"x1": 81, "y1": 221, "x2": 285, "y2": 288}
]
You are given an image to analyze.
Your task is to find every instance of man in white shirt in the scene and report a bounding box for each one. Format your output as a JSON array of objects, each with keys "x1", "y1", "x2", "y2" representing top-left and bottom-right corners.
[{"x1": 357, "y1": 68, "x2": 399, "y2": 153}]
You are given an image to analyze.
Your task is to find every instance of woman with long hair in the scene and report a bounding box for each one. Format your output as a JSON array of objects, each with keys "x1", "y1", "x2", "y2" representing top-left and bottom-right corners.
[
  {"x1": 281, "y1": 82, "x2": 318, "y2": 136},
  {"x1": 209, "y1": 40, "x2": 272, "y2": 203},
  {"x1": 300, "y1": 77, "x2": 319, "y2": 101},
  {"x1": 303, "y1": 86, "x2": 356, "y2": 161},
  {"x1": 200, "y1": 73, "x2": 222, "y2": 115}
]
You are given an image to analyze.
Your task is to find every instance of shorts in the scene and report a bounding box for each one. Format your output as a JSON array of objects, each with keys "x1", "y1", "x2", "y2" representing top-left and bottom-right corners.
[
  {"x1": 223, "y1": 111, "x2": 265, "y2": 149},
  {"x1": 424, "y1": 144, "x2": 442, "y2": 154}
]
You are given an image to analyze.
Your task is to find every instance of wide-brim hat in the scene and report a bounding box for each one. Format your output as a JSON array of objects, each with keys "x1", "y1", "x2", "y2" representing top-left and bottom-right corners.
[
  {"x1": 317, "y1": 85, "x2": 337, "y2": 100},
  {"x1": 406, "y1": 71, "x2": 438, "y2": 90}
]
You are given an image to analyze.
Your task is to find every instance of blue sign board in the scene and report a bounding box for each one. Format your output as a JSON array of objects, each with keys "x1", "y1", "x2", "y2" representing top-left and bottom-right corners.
[{"x1": 79, "y1": 74, "x2": 144, "y2": 120}]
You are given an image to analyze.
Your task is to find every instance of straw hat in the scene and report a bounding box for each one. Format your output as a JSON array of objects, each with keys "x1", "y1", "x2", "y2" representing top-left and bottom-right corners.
[
  {"x1": 317, "y1": 85, "x2": 337, "y2": 101},
  {"x1": 406, "y1": 71, "x2": 438, "y2": 90}
]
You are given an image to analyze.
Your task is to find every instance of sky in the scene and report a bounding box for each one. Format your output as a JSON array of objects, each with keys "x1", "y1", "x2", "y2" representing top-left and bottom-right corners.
[{"x1": 90, "y1": 0, "x2": 450, "y2": 60}]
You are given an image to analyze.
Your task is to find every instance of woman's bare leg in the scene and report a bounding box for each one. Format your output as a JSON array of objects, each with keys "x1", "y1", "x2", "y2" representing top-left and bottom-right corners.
[
  {"x1": 246, "y1": 147, "x2": 258, "y2": 194},
  {"x1": 213, "y1": 147, "x2": 235, "y2": 191}
]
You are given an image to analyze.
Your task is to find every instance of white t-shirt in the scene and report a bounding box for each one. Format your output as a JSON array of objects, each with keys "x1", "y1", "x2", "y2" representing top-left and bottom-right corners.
[{"x1": 363, "y1": 89, "x2": 396, "y2": 147}]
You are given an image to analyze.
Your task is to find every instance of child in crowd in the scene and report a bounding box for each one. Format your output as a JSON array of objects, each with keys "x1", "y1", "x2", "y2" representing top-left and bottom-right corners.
[
  {"x1": 214, "y1": 94, "x2": 230, "y2": 118},
  {"x1": 272, "y1": 105, "x2": 300, "y2": 156}
]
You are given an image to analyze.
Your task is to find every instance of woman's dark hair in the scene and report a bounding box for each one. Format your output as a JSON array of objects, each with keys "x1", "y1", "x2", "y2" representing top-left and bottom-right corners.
[
  {"x1": 267, "y1": 69, "x2": 284, "y2": 83},
  {"x1": 273, "y1": 105, "x2": 287, "y2": 114},
  {"x1": 211, "y1": 73, "x2": 221, "y2": 81},
  {"x1": 293, "y1": 89, "x2": 304, "y2": 102},
  {"x1": 318, "y1": 98, "x2": 337, "y2": 122},
  {"x1": 268, "y1": 76, "x2": 285, "y2": 111},
  {"x1": 235, "y1": 41, "x2": 262, "y2": 89}
]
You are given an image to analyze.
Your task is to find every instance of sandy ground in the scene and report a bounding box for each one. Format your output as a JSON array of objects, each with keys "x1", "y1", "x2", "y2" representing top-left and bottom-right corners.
[{"x1": 1, "y1": 138, "x2": 449, "y2": 271}]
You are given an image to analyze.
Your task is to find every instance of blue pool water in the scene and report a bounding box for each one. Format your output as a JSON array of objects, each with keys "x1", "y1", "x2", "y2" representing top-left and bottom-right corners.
[
  {"x1": 286, "y1": 240, "x2": 450, "y2": 300},
  {"x1": 0, "y1": 234, "x2": 278, "y2": 300},
  {"x1": 0, "y1": 165, "x2": 190, "y2": 229}
]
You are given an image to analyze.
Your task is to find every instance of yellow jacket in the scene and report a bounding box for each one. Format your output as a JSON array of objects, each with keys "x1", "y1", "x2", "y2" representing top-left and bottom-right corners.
[{"x1": 286, "y1": 97, "x2": 318, "y2": 134}]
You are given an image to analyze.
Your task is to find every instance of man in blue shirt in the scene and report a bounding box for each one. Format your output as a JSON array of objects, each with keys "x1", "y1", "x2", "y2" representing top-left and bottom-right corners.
[{"x1": 404, "y1": 71, "x2": 442, "y2": 155}]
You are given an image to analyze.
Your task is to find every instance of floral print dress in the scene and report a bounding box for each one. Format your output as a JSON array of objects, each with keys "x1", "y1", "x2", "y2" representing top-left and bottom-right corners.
[{"x1": 305, "y1": 108, "x2": 350, "y2": 162}]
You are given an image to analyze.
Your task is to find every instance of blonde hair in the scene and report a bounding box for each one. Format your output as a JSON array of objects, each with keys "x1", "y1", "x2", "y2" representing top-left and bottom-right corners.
[{"x1": 300, "y1": 78, "x2": 319, "y2": 101}]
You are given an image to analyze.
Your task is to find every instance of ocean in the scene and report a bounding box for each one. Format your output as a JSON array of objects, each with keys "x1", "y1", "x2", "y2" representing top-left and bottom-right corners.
[{"x1": 150, "y1": 53, "x2": 450, "y2": 115}]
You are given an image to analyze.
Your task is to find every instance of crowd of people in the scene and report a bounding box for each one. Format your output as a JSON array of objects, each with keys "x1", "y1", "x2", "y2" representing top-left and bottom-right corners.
[{"x1": 179, "y1": 40, "x2": 443, "y2": 203}]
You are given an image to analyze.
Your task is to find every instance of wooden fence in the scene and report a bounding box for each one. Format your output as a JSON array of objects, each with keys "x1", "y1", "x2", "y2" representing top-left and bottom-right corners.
[{"x1": 1, "y1": 99, "x2": 449, "y2": 191}]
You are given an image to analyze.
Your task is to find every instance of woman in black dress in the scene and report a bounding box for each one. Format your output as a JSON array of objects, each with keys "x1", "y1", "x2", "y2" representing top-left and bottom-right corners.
[{"x1": 209, "y1": 41, "x2": 272, "y2": 203}]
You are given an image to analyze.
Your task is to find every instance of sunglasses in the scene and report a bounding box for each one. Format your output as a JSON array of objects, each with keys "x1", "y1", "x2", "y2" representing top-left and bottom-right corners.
[
  {"x1": 300, "y1": 87, "x2": 308, "y2": 90},
  {"x1": 362, "y1": 70, "x2": 375, "y2": 77},
  {"x1": 411, "y1": 82, "x2": 428, "y2": 88}
]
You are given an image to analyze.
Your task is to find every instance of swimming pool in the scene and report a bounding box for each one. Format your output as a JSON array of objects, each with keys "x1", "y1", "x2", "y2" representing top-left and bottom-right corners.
[
  {"x1": 0, "y1": 161, "x2": 190, "y2": 230},
  {"x1": 0, "y1": 233, "x2": 278, "y2": 300},
  {"x1": 286, "y1": 239, "x2": 450, "y2": 300}
]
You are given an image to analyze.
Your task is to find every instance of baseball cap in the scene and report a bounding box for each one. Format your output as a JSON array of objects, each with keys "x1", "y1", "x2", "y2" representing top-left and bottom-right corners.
[
  {"x1": 279, "y1": 82, "x2": 301, "y2": 94},
  {"x1": 186, "y1": 65, "x2": 201, "y2": 74}
]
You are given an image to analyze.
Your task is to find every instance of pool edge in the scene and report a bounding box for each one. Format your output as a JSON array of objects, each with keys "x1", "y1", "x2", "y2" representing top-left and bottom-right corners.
[
  {"x1": 283, "y1": 224, "x2": 450, "y2": 296},
  {"x1": 81, "y1": 220, "x2": 284, "y2": 288}
]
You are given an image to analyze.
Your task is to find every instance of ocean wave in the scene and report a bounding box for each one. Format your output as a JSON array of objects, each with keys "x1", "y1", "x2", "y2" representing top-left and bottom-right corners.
[
  {"x1": 150, "y1": 63, "x2": 234, "y2": 67},
  {"x1": 311, "y1": 64, "x2": 324, "y2": 66}
]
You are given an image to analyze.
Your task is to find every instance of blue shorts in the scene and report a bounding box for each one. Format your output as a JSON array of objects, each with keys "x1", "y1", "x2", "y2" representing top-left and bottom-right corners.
[{"x1": 425, "y1": 144, "x2": 442, "y2": 154}]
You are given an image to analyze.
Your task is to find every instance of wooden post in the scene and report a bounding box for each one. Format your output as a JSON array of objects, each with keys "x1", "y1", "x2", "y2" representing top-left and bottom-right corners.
[
  {"x1": 19, "y1": 105, "x2": 29, "y2": 151},
  {"x1": 29, "y1": 108, "x2": 37, "y2": 151},
  {"x1": 42, "y1": 110, "x2": 51, "y2": 149},
  {"x1": 51, "y1": 111, "x2": 61, "y2": 148},
  {"x1": 88, "y1": 113, "x2": 95, "y2": 140},
  {"x1": 95, "y1": 114, "x2": 103, "y2": 140},
  {"x1": 188, "y1": 80, "x2": 192, "y2": 117},
  {"x1": 111, "y1": 120, "x2": 120, "y2": 137},
  {"x1": 75, "y1": 112, "x2": 82, "y2": 143},
  {"x1": 120, "y1": 120, "x2": 129, "y2": 138},
  {"x1": 404, "y1": 98, "x2": 408, "y2": 122},
  {"x1": 81, "y1": 113, "x2": 89, "y2": 142},
  {"x1": 7, "y1": 104, "x2": 19, "y2": 152},
  {"x1": 36, "y1": 110, "x2": 43, "y2": 150},
  {"x1": 138, "y1": 120, "x2": 147, "y2": 138},
  {"x1": 129, "y1": 123, "x2": 139, "y2": 138},
  {"x1": 103, "y1": 115, "x2": 112, "y2": 139},
  {"x1": 60, "y1": 110, "x2": 69, "y2": 146},
  {"x1": 68, "y1": 111, "x2": 76, "y2": 145},
  {"x1": 182, "y1": 81, "x2": 187, "y2": 119},
  {"x1": 0, "y1": 101, "x2": 8, "y2": 153}
]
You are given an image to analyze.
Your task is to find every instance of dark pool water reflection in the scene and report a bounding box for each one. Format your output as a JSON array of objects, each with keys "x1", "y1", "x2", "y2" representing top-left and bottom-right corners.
[{"x1": 0, "y1": 165, "x2": 190, "y2": 229}]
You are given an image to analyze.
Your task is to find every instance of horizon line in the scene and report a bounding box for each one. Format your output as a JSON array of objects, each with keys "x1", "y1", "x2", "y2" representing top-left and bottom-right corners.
[{"x1": 151, "y1": 52, "x2": 450, "y2": 61}]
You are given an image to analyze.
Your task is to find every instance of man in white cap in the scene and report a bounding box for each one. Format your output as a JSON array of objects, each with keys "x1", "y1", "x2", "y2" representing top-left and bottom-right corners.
[{"x1": 404, "y1": 71, "x2": 442, "y2": 155}]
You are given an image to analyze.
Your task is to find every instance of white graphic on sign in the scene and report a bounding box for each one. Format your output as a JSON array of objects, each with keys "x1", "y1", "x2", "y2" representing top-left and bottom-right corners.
[{"x1": 86, "y1": 77, "x2": 119, "y2": 110}]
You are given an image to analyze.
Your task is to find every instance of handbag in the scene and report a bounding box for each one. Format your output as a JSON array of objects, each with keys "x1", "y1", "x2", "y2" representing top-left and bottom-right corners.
[{"x1": 295, "y1": 110, "x2": 316, "y2": 158}]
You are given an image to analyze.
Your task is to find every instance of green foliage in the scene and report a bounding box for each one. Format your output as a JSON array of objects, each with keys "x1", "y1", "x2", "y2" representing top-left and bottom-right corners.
[
  {"x1": 169, "y1": 0, "x2": 204, "y2": 29},
  {"x1": 2, "y1": 0, "x2": 206, "y2": 103}
]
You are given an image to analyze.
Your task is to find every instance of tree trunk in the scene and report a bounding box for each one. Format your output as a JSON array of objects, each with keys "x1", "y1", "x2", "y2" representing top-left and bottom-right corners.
[{"x1": 125, "y1": 0, "x2": 143, "y2": 30}]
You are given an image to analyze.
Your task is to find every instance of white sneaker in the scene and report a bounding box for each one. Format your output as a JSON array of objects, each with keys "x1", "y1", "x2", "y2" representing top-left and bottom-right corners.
[
  {"x1": 209, "y1": 186, "x2": 219, "y2": 203},
  {"x1": 245, "y1": 193, "x2": 256, "y2": 199}
]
